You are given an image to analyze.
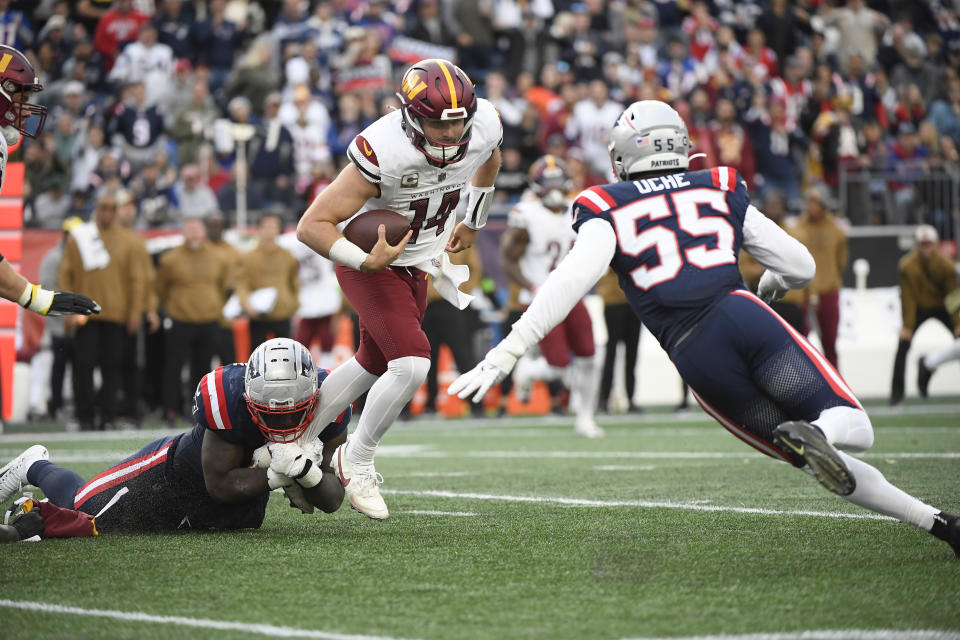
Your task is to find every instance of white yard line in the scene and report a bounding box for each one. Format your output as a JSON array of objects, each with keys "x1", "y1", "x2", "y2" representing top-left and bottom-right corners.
[
  {"x1": 0, "y1": 599, "x2": 413, "y2": 640},
  {"x1": 402, "y1": 510, "x2": 478, "y2": 517},
  {"x1": 622, "y1": 631, "x2": 960, "y2": 640},
  {"x1": 593, "y1": 465, "x2": 657, "y2": 471},
  {"x1": 382, "y1": 489, "x2": 895, "y2": 521}
]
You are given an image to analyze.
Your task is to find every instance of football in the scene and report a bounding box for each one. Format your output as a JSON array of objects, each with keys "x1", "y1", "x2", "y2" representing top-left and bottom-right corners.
[{"x1": 342, "y1": 209, "x2": 411, "y2": 253}]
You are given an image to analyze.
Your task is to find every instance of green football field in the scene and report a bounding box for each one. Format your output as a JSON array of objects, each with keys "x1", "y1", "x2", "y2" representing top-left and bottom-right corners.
[{"x1": 1, "y1": 402, "x2": 959, "y2": 640}]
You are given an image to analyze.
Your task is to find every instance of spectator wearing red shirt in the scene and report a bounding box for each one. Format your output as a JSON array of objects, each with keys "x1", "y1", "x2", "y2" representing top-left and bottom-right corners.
[
  {"x1": 739, "y1": 28, "x2": 779, "y2": 81},
  {"x1": 93, "y1": 0, "x2": 149, "y2": 71},
  {"x1": 681, "y1": 1, "x2": 718, "y2": 62}
]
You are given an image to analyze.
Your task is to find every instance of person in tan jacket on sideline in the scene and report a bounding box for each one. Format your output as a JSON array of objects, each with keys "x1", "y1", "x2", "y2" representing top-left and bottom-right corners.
[
  {"x1": 156, "y1": 216, "x2": 231, "y2": 425},
  {"x1": 59, "y1": 191, "x2": 146, "y2": 430},
  {"x1": 889, "y1": 224, "x2": 959, "y2": 405},
  {"x1": 790, "y1": 187, "x2": 848, "y2": 368},
  {"x1": 236, "y1": 213, "x2": 300, "y2": 350}
]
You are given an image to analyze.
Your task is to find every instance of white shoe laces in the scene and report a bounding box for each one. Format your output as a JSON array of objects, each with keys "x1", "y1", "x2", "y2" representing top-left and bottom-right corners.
[{"x1": 351, "y1": 465, "x2": 384, "y2": 497}]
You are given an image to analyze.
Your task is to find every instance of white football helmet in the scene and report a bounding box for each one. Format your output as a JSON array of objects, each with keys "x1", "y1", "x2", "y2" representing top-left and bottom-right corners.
[
  {"x1": 244, "y1": 338, "x2": 320, "y2": 442},
  {"x1": 608, "y1": 100, "x2": 691, "y2": 181}
]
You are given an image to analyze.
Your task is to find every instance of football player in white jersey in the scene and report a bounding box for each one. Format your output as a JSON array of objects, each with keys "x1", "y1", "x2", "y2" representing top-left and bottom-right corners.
[
  {"x1": 295, "y1": 59, "x2": 502, "y2": 519},
  {"x1": 0, "y1": 45, "x2": 100, "y2": 318},
  {"x1": 500, "y1": 155, "x2": 603, "y2": 437}
]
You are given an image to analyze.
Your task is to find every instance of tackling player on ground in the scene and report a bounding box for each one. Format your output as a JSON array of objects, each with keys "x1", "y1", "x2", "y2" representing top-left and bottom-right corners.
[
  {"x1": 295, "y1": 59, "x2": 502, "y2": 520},
  {"x1": 0, "y1": 338, "x2": 348, "y2": 539},
  {"x1": 451, "y1": 100, "x2": 960, "y2": 556},
  {"x1": 0, "y1": 45, "x2": 100, "y2": 318},
  {"x1": 500, "y1": 155, "x2": 603, "y2": 437}
]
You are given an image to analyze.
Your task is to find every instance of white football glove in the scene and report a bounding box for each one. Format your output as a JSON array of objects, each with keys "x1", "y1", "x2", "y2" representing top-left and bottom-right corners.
[
  {"x1": 250, "y1": 444, "x2": 272, "y2": 469},
  {"x1": 268, "y1": 442, "x2": 323, "y2": 488},
  {"x1": 267, "y1": 468, "x2": 293, "y2": 490},
  {"x1": 449, "y1": 333, "x2": 528, "y2": 403},
  {"x1": 757, "y1": 270, "x2": 790, "y2": 304},
  {"x1": 282, "y1": 483, "x2": 315, "y2": 514}
]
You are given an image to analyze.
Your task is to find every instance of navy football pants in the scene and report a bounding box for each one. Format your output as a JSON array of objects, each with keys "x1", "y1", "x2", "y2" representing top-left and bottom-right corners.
[{"x1": 670, "y1": 290, "x2": 861, "y2": 465}]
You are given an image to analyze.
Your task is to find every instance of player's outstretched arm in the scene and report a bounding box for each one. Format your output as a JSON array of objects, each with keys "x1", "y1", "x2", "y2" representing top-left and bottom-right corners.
[
  {"x1": 0, "y1": 258, "x2": 101, "y2": 317},
  {"x1": 742, "y1": 205, "x2": 816, "y2": 303},
  {"x1": 296, "y1": 163, "x2": 408, "y2": 272},
  {"x1": 451, "y1": 218, "x2": 616, "y2": 402}
]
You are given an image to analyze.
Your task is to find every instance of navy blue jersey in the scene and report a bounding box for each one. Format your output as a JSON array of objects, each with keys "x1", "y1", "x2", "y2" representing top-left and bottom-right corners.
[{"x1": 571, "y1": 167, "x2": 750, "y2": 353}]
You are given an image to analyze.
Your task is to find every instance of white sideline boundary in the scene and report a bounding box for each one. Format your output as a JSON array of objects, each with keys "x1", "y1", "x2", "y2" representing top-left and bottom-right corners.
[
  {"x1": 621, "y1": 632, "x2": 960, "y2": 640},
  {"x1": 0, "y1": 599, "x2": 412, "y2": 640},
  {"x1": 382, "y1": 489, "x2": 896, "y2": 521}
]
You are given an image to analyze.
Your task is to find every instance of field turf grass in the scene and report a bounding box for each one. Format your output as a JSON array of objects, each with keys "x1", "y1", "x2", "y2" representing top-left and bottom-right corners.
[{"x1": 0, "y1": 402, "x2": 958, "y2": 640}]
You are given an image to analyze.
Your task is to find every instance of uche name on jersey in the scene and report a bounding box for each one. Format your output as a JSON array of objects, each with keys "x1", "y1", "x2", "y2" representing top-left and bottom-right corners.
[{"x1": 634, "y1": 173, "x2": 691, "y2": 194}]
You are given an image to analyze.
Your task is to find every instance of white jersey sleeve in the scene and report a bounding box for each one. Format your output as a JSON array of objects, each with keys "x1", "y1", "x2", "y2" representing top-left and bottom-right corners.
[
  {"x1": 741, "y1": 204, "x2": 815, "y2": 289},
  {"x1": 509, "y1": 218, "x2": 616, "y2": 350}
]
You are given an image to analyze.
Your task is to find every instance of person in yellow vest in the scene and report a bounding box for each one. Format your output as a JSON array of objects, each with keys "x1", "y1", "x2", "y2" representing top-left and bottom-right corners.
[
  {"x1": 59, "y1": 191, "x2": 146, "y2": 430},
  {"x1": 790, "y1": 186, "x2": 848, "y2": 368},
  {"x1": 236, "y1": 213, "x2": 300, "y2": 350},
  {"x1": 890, "y1": 225, "x2": 959, "y2": 405},
  {"x1": 156, "y1": 216, "x2": 231, "y2": 426},
  {"x1": 421, "y1": 245, "x2": 484, "y2": 417}
]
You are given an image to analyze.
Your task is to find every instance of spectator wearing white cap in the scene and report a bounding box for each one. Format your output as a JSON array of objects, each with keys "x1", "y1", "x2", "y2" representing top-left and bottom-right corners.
[
  {"x1": 171, "y1": 163, "x2": 218, "y2": 221},
  {"x1": 889, "y1": 225, "x2": 959, "y2": 405}
]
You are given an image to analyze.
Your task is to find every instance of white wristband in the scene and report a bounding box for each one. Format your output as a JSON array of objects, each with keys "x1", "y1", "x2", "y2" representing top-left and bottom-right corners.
[
  {"x1": 464, "y1": 185, "x2": 495, "y2": 230},
  {"x1": 329, "y1": 237, "x2": 369, "y2": 271},
  {"x1": 18, "y1": 283, "x2": 54, "y2": 314},
  {"x1": 294, "y1": 461, "x2": 324, "y2": 489}
]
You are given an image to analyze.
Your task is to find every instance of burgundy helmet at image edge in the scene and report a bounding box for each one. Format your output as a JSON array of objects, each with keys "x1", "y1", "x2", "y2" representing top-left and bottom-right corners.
[{"x1": 0, "y1": 44, "x2": 46, "y2": 140}]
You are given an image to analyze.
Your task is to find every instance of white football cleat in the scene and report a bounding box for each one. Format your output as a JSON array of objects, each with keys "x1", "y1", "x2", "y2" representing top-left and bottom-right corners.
[
  {"x1": 331, "y1": 444, "x2": 389, "y2": 520},
  {"x1": 574, "y1": 419, "x2": 605, "y2": 439},
  {"x1": 0, "y1": 445, "x2": 49, "y2": 504}
]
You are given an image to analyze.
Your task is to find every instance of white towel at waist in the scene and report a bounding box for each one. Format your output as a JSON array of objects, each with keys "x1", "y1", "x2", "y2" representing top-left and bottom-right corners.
[{"x1": 415, "y1": 252, "x2": 474, "y2": 310}]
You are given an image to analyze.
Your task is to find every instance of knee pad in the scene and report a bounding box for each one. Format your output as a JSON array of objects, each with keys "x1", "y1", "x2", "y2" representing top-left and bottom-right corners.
[{"x1": 387, "y1": 355, "x2": 431, "y2": 388}]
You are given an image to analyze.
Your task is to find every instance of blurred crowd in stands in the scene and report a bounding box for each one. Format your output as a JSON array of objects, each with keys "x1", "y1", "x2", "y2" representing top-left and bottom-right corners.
[{"x1": 5, "y1": 0, "x2": 960, "y2": 235}]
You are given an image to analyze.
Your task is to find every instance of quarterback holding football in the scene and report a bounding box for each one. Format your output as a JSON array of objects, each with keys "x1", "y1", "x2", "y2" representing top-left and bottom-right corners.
[
  {"x1": 296, "y1": 58, "x2": 502, "y2": 520},
  {"x1": 0, "y1": 44, "x2": 100, "y2": 318}
]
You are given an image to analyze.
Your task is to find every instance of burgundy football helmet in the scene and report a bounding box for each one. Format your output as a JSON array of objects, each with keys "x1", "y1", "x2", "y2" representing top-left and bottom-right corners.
[
  {"x1": 528, "y1": 155, "x2": 571, "y2": 210},
  {"x1": 397, "y1": 58, "x2": 477, "y2": 166},
  {"x1": 0, "y1": 45, "x2": 46, "y2": 140}
]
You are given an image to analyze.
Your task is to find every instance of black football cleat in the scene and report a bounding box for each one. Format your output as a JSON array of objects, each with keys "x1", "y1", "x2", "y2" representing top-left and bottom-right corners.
[
  {"x1": 931, "y1": 512, "x2": 960, "y2": 558},
  {"x1": 773, "y1": 421, "x2": 856, "y2": 496},
  {"x1": 917, "y1": 357, "x2": 933, "y2": 398}
]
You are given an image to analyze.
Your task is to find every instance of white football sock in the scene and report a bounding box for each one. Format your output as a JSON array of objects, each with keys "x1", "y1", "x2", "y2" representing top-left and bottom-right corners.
[
  {"x1": 923, "y1": 338, "x2": 960, "y2": 370},
  {"x1": 812, "y1": 406, "x2": 874, "y2": 453},
  {"x1": 346, "y1": 355, "x2": 430, "y2": 466},
  {"x1": 571, "y1": 355, "x2": 600, "y2": 422},
  {"x1": 837, "y1": 451, "x2": 938, "y2": 531},
  {"x1": 304, "y1": 357, "x2": 377, "y2": 440}
]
